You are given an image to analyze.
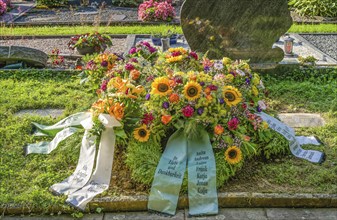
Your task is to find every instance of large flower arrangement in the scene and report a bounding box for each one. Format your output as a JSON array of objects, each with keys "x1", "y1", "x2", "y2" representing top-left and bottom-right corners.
[
  {"x1": 138, "y1": 0, "x2": 175, "y2": 22},
  {"x1": 83, "y1": 43, "x2": 288, "y2": 187}
]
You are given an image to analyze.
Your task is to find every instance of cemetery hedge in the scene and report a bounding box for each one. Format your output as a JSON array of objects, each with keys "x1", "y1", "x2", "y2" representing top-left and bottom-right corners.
[{"x1": 0, "y1": 67, "x2": 337, "y2": 213}]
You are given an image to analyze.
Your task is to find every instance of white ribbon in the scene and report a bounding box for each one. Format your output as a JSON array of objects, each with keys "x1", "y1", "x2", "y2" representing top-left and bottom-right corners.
[
  {"x1": 27, "y1": 112, "x2": 121, "y2": 210},
  {"x1": 257, "y1": 112, "x2": 325, "y2": 163},
  {"x1": 65, "y1": 114, "x2": 121, "y2": 210}
]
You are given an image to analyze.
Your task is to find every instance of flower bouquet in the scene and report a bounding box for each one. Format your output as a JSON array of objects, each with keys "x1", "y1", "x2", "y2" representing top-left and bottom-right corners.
[{"x1": 67, "y1": 32, "x2": 113, "y2": 55}]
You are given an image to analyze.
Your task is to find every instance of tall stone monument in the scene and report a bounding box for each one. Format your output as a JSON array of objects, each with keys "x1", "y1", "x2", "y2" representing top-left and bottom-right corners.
[{"x1": 181, "y1": 0, "x2": 292, "y2": 64}]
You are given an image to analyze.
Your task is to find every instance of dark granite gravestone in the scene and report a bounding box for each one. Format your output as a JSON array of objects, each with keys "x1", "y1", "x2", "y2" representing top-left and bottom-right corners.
[
  {"x1": 180, "y1": 0, "x2": 292, "y2": 63},
  {"x1": 0, "y1": 46, "x2": 48, "y2": 68}
]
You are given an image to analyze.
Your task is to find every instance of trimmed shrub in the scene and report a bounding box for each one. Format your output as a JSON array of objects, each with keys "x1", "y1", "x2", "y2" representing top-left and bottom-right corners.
[{"x1": 289, "y1": 0, "x2": 337, "y2": 17}]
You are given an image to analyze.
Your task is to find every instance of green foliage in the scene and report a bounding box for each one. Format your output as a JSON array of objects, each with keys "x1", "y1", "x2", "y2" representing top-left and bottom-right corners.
[
  {"x1": 36, "y1": 0, "x2": 68, "y2": 7},
  {"x1": 125, "y1": 140, "x2": 161, "y2": 185},
  {"x1": 111, "y1": 0, "x2": 143, "y2": 7},
  {"x1": 289, "y1": 0, "x2": 337, "y2": 17}
]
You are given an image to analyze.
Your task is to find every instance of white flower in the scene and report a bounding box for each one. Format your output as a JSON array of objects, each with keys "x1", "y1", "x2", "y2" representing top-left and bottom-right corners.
[
  {"x1": 258, "y1": 100, "x2": 267, "y2": 110},
  {"x1": 214, "y1": 61, "x2": 224, "y2": 70},
  {"x1": 259, "y1": 80, "x2": 265, "y2": 89},
  {"x1": 236, "y1": 69, "x2": 246, "y2": 76}
]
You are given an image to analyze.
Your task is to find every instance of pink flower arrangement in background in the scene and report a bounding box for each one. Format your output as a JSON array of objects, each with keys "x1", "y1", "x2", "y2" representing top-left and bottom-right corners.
[
  {"x1": 138, "y1": 0, "x2": 175, "y2": 22},
  {"x1": 0, "y1": 0, "x2": 7, "y2": 15}
]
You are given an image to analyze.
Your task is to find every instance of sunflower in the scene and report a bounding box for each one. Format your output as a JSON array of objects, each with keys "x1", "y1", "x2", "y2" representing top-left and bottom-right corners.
[
  {"x1": 223, "y1": 86, "x2": 242, "y2": 106},
  {"x1": 184, "y1": 81, "x2": 202, "y2": 101},
  {"x1": 225, "y1": 146, "x2": 242, "y2": 165},
  {"x1": 151, "y1": 77, "x2": 172, "y2": 97},
  {"x1": 133, "y1": 124, "x2": 150, "y2": 142}
]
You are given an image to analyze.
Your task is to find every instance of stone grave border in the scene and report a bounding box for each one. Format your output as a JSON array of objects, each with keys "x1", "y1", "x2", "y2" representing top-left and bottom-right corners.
[{"x1": 1, "y1": 192, "x2": 337, "y2": 214}]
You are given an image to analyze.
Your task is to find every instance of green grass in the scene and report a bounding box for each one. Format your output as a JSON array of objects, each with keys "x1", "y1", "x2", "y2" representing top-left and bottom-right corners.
[
  {"x1": 0, "y1": 70, "x2": 96, "y2": 212},
  {"x1": 1, "y1": 23, "x2": 336, "y2": 36},
  {"x1": 289, "y1": 23, "x2": 337, "y2": 33},
  {"x1": 1, "y1": 68, "x2": 337, "y2": 213}
]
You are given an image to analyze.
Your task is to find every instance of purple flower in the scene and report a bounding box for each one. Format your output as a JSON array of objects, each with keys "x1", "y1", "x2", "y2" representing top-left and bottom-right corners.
[
  {"x1": 189, "y1": 51, "x2": 198, "y2": 60},
  {"x1": 162, "y1": 102, "x2": 170, "y2": 109},
  {"x1": 100, "y1": 80, "x2": 107, "y2": 91},
  {"x1": 148, "y1": 46, "x2": 157, "y2": 53},
  {"x1": 130, "y1": 58, "x2": 138, "y2": 63},
  {"x1": 208, "y1": 85, "x2": 218, "y2": 91},
  {"x1": 197, "y1": 107, "x2": 204, "y2": 115},
  {"x1": 142, "y1": 41, "x2": 151, "y2": 47},
  {"x1": 245, "y1": 78, "x2": 251, "y2": 85},
  {"x1": 101, "y1": 61, "x2": 108, "y2": 67},
  {"x1": 125, "y1": 63, "x2": 135, "y2": 71},
  {"x1": 145, "y1": 93, "x2": 151, "y2": 100},
  {"x1": 129, "y1": 47, "x2": 137, "y2": 54},
  {"x1": 257, "y1": 106, "x2": 262, "y2": 112},
  {"x1": 204, "y1": 66, "x2": 210, "y2": 72},
  {"x1": 218, "y1": 98, "x2": 225, "y2": 104},
  {"x1": 199, "y1": 81, "x2": 205, "y2": 86}
]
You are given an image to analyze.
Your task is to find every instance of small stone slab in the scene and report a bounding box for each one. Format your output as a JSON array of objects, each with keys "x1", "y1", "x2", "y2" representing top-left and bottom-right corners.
[
  {"x1": 278, "y1": 113, "x2": 325, "y2": 128},
  {"x1": 188, "y1": 208, "x2": 267, "y2": 220},
  {"x1": 266, "y1": 208, "x2": 337, "y2": 220},
  {"x1": 30, "y1": 17, "x2": 58, "y2": 21},
  {"x1": 0, "y1": 46, "x2": 48, "y2": 68},
  {"x1": 104, "y1": 211, "x2": 185, "y2": 219},
  {"x1": 15, "y1": 109, "x2": 64, "y2": 118},
  {"x1": 110, "y1": 14, "x2": 126, "y2": 21},
  {"x1": 180, "y1": 0, "x2": 292, "y2": 63},
  {"x1": 74, "y1": 11, "x2": 99, "y2": 15}
]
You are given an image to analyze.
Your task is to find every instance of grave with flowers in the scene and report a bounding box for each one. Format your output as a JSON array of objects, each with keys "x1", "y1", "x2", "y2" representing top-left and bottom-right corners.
[{"x1": 22, "y1": 0, "x2": 327, "y2": 217}]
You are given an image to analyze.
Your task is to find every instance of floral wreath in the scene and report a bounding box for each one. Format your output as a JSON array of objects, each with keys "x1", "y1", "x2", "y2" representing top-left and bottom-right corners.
[{"x1": 81, "y1": 41, "x2": 289, "y2": 188}]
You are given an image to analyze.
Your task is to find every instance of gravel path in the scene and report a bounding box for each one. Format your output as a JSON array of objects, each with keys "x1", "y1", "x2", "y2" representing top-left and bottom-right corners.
[
  {"x1": 300, "y1": 34, "x2": 337, "y2": 60},
  {"x1": 0, "y1": 37, "x2": 127, "y2": 55},
  {"x1": 14, "y1": 5, "x2": 181, "y2": 23}
]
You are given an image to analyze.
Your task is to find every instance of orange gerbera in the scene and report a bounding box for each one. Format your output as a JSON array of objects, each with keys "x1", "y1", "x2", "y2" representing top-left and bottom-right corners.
[
  {"x1": 169, "y1": 93, "x2": 180, "y2": 103},
  {"x1": 130, "y1": 69, "x2": 140, "y2": 80},
  {"x1": 214, "y1": 125, "x2": 224, "y2": 135},
  {"x1": 161, "y1": 115, "x2": 172, "y2": 125},
  {"x1": 108, "y1": 102, "x2": 124, "y2": 120},
  {"x1": 91, "y1": 99, "x2": 105, "y2": 113}
]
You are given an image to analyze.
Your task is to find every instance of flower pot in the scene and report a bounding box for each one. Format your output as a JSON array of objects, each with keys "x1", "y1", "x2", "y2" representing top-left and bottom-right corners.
[
  {"x1": 151, "y1": 34, "x2": 178, "y2": 46},
  {"x1": 161, "y1": 38, "x2": 170, "y2": 51},
  {"x1": 76, "y1": 46, "x2": 97, "y2": 55}
]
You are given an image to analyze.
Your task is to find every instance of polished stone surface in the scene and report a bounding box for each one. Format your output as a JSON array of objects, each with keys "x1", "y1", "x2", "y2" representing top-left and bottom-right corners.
[{"x1": 180, "y1": 0, "x2": 292, "y2": 63}]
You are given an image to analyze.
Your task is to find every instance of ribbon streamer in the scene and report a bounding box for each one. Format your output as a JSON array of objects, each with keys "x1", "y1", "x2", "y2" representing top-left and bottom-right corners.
[
  {"x1": 148, "y1": 128, "x2": 218, "y2": 216},
  {"x1": 66, "y1": 114, "x2": 121, "y2": 210},
  {"x1": 26, "y1": 113, "x2": 121, "y2": 210},
  {"x1": 187, "y1": 129, "x2": 218, "y2": 216},
  {"x1": 257, "y1": 112, "x2": 325, "y2": 163}
]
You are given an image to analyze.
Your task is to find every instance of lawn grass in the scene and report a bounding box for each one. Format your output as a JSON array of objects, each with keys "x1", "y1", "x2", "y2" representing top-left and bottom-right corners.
[
  {"x1": 1, "y1": 23, "x2": 336, "y2": 36},
  {"x1": 0, "y1": 67, "x2": 337, "y2": 213}
]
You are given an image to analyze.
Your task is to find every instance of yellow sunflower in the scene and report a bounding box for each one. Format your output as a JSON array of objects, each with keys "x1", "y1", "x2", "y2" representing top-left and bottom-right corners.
[
  {"x1": 184, "y1": 81, "x2": 202, "y2": 101},
  {"x1": 151, "y1": 77, "x2": 172, "y2": 97},
  {"x1": 223, "y1": 86, "x2": 243, "y2": 106},
  {"x1": 225, "y1": 146, "x2": 242, "y2": 165},
  {"x1": 166, "y1": 55, "x2": 183, "y2": 63},
  {"x1": 133, "y1": 125, "x2": 150, "y2": 142}
]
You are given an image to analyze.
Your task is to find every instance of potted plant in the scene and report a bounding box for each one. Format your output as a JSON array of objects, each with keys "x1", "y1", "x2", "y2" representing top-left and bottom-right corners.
[
  {"x1": 67, "y1": 32, "x2": 113, "y2": 55},
  {"x1": 151, "y1": 29, "x2": 178, "y2": 46}
]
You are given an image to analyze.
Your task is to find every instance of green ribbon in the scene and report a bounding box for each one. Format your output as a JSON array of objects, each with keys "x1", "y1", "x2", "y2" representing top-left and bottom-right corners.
[
  {"x1": 148, "y1": 130, "x2": 187, "y2": 215},
  {"x1": 148, "y1": 128, "x2": 218, "y2": 216},
  {"x1": 25, "y1": 112, "x2": 91, "y2": 155},
  {"x1": 187, "y1": 128, "x2": 218, "y2": 215}
]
